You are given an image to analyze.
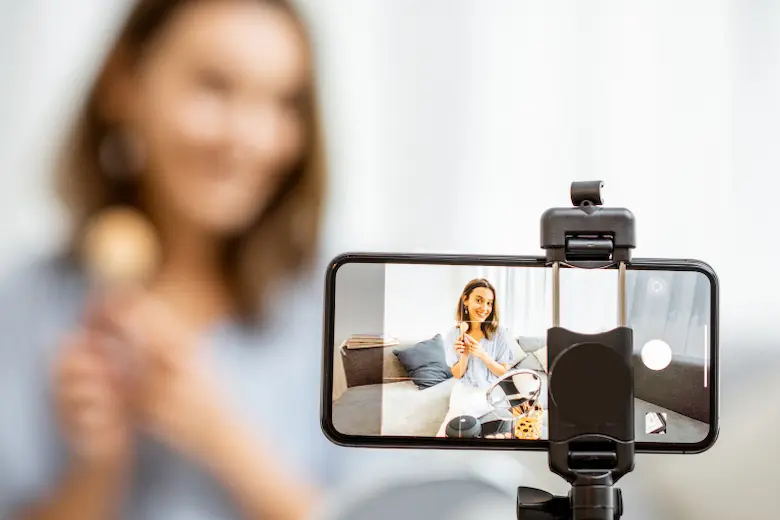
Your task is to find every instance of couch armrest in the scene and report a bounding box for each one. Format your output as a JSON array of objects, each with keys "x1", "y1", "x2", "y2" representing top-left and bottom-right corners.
[
  {"x1": 633, "y1": 353, "x2": 709, "y2": 423},
  {"x1": 341, "y1": 345, "x2": 411, "y2": 387}
]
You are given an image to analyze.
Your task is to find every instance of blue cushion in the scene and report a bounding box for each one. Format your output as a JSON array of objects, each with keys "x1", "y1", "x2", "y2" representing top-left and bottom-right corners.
[
  {"x1": 517, "y1": 336, "x2": 545, "y2": 354},
  {"x1": 393, "y1": 334, "x2": 452, "y2": 389}
]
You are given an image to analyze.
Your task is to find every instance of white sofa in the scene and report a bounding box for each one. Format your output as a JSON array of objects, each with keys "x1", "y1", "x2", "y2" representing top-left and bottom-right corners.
[{"x1": 331, "y1": 336, "x2": 548, "y2": 437}]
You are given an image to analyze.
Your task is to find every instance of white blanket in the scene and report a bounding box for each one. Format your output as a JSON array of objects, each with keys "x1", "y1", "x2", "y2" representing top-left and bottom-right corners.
[
  {"x1": 436, "y1": 380, "x2": 496, "y2": 437},
  {"x1": 380, "y1": 379, "x2": 455, "y2": 436}
]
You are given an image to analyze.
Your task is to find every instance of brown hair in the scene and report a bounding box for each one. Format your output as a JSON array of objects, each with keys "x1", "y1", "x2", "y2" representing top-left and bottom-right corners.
[
  {"x1": 455, "y1": 278, "x2": 499, "y2": 339},
  {"x1": 55, "y1": 0, "x2": 325, "y2": 323}
]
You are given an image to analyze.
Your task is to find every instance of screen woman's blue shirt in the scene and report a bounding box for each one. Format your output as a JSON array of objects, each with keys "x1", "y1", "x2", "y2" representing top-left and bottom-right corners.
[{"x1": 442, "y1": 325, "x2": 515, "y2": 389}]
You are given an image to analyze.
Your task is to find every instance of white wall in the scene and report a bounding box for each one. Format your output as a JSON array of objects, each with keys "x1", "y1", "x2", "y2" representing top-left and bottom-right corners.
[
  {"x1": 332, "y1": 262, "x2": 385, "y2": 399},
  {"x1": 0, "y1": 1, "x2": 131, "y2": 276},
  {"x1": 383, "y1": 264, "x2": 449, "y2": 343},
  {"x1": 383, "y1": 264, "x2": 479, "y2": 342},
  {"x1": 333, "y1": 263, "x2": 386, "y2": 346},
  {"x1": 0, "y1": 0, "x2": 737, "y2": 307}
]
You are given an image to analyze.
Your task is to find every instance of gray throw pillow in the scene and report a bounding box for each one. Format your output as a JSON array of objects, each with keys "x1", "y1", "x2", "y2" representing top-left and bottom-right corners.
[
  {"x1": 514, "y1": 353, "x2": 544, "y2": 373},
  {"x1": 517, "y1": 336, "x2": 545, "y2": 354},
  {"x1": 393, "y1": 334, "x2": 452, "y2": 389}
]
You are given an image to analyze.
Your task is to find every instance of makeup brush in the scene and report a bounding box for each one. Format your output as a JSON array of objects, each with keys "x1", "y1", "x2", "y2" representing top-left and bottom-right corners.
[
  {"x1": 82, "y1": 206, "x2": 161, "y2": 288},
  {"x1": 459, "y1": 321, "x2": 469, "y2": 335},
  {"x1": 81, "y1": 206, "x2": 161, "y2": 383},
  {"x1": 457, "y1": 321, "x2": 470, "y2": 355}
]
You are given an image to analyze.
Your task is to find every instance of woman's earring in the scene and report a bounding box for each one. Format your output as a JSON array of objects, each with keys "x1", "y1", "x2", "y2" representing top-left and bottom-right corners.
[{"x1": 99, "y1": 128, "x2": 145, "y2": 179}]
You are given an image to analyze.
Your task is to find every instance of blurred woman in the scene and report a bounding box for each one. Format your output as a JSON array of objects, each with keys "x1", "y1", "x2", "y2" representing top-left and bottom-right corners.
[
  {"x1": 0, "y1": 1, "x2": 329, "y2": 519},
  {"x1": 436, "y1": 278, "x2": 517, "y2": 437}
]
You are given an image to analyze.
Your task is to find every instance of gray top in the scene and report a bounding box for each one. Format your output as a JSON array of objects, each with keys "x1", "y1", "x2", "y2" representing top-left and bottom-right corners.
[
  {"x1": 0, "y1": 256, "x2": 340, "y2": 520},
  {"x1": 442, "y1": 326, "x2": 515, "y2": 389}
]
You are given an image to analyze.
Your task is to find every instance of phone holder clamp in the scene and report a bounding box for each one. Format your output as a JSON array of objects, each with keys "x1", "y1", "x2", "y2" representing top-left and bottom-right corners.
[
  {"x1": 517, "y1": 181, "x2": 636, "y2": 520},
  {"x1": 540, "y1": 181, "x2": 635, "y2": 265}
]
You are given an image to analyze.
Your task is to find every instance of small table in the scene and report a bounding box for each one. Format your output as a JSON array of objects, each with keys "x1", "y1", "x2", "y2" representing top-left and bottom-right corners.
[{"x1": 481, "y1": 407, "x2": 547, "y2": 440}]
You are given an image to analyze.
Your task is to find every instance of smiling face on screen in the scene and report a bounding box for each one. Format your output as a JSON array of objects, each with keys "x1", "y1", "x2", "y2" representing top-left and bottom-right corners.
[
  {"x1": 464, "y1": 287, "x2": 494, "y2": 324},
  {"x1": 456, "y1": 278, "x2": 500, "y2": 339}
]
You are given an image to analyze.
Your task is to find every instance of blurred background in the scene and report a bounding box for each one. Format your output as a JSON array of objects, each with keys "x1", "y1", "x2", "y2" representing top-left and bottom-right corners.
[{"x1": 2, "y1": 0, "x2": 780, "y2": 518}]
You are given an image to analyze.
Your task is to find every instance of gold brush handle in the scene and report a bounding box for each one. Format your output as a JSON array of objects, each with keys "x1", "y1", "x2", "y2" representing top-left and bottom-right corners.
[{"x1": 82, "y1": 206, "x2": 161, "y2": 287}]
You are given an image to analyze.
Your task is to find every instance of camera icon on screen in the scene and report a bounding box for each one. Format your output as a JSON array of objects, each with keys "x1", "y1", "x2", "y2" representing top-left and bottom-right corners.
[
  {"x1": 647, "y1": 277, "x2": 666, "y2": 296},
  {"x1": 645, "y1": 412, "x2": 667, "y2": 435}
]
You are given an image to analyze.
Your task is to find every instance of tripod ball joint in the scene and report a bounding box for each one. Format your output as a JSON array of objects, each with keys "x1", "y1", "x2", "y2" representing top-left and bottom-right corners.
[{"x1": 516, "y1": 484, "x2": 623, "y2": 520}]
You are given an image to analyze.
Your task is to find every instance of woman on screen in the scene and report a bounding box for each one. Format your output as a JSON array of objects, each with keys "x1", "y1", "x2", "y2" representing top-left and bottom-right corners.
[
  {"x1": 436, "y1": 278, "x2": 516, "y2": 436},
  {"x1": 0, "y1": 1, "x2": 331, "y2": 519}
]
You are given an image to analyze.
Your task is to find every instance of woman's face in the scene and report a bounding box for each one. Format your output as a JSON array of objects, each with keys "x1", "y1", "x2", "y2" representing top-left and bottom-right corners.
[
  {"x1": 464, "y1": 287, "x2": 494, "y2": 323},
  {"x1": 122, "y1": 0, "x2": 309, "y2": 236}
]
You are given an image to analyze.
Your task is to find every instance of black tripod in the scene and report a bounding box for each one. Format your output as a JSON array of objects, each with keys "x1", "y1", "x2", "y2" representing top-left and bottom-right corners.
[{"x1": 517, "y1": 181, "x2": 636, "y2": 520}]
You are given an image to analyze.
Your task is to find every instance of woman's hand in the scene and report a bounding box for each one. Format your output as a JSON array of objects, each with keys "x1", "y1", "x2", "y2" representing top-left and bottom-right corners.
[
  {"x1": 463, "y1": 333, "x2": 510, "y2": 378},
  {"x1": 53, "y1": 331, "x2": 133, "y2": 469},
  {"x1": 90, "y1": 291, "x2": 235, "y2": 466},
  {"x1": 454, "y1": 337, "x2": 468, "y2": 357},
  {"x1": 85, "y1": 292, "x2": 318, "y2": 520},
  {"x1": 21, "y1": 332, "x2": 133, "y2": 520},
  {"x1": 464, "y1": 334, "x2": 489, "y2": 361}
]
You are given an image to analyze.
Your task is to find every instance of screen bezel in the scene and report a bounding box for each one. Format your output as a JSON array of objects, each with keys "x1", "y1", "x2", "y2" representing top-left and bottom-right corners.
[{"x1": 321, "y1": 252, "x2": 720, "y2": 454}]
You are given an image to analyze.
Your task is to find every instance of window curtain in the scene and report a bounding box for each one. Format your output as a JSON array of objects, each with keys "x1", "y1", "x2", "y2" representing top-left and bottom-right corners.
[
  {"x1": 471, "y1": 265, "x2": 550, "y2": 339},
  {"x1": 627, "y1": 270, "x2": 710, "y2": 360}
]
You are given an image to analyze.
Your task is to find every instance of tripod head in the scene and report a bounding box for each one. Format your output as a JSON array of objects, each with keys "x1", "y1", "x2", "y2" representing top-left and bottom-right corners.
[{"x1": 517, "y1": 181, "x2": 636, "y2": 520}]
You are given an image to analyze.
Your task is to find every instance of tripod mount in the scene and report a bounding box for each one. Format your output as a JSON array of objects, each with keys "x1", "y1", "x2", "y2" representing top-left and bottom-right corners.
[{"x1": 517, "y1": 181, "x2": 636, "y2": 520}]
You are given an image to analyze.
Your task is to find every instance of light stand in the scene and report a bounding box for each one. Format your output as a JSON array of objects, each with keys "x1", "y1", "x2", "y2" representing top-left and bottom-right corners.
[{"x1": 516, "y1": 181, "x2": 636, "y2": 520}]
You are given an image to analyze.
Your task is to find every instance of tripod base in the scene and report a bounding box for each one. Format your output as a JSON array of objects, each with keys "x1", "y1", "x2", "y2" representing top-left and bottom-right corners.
[{"x1": 517, "y1": 485, "x2": 623, "y2": 520}]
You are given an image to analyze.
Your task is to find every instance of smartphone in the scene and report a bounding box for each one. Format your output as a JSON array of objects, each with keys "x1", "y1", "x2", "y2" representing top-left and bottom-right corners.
[{"x1": 321, "y1": 253, "x2": 719, "y2": 454}]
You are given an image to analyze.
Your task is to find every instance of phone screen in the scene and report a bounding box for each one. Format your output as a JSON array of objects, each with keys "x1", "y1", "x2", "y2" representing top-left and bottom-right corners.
[{"x1": 323, "y1": 255, "x2": 718, "y2": 453}]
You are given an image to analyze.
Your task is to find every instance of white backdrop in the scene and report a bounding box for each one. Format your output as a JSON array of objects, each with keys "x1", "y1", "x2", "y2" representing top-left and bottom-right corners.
[
  {"x1": 4, "y1": 1, "x2": 780, "y2": 518},
  {"x1": 0, "y1": 0, "x2": 739, "y2": 303},
  {"x1": 1, "y1": 0, "x2": 750, "y2": 330}
]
